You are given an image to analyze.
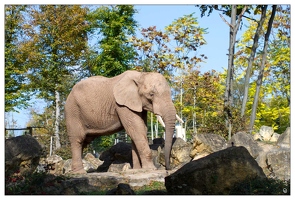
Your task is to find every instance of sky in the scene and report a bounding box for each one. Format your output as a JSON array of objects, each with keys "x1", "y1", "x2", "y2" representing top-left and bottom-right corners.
[{"x1": 2, "y1": 3, "x2": 292, "y2": 132}]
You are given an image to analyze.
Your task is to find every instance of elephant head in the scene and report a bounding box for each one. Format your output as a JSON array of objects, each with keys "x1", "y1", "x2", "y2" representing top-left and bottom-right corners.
[{"x1": 113, "y1": 71, "x2": 176, "y2": 170}]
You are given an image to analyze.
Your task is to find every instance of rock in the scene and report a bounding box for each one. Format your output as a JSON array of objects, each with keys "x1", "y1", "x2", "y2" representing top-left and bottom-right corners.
[
  {"x1": 47, "y1": 154, "x2": 63, "y2": 164},
  {"x1": 159, "y1": 138, "x2": 192, "y2": 169},
  {"x1": 63, "y1": 159, "x2": 72, "y2": 174},
  {"x1": 270, "y1": 132, "x2": 280, "y2": 142},
  {"x1": 255, "y1": 142, "x2": 275, "y2": 170},
  {"x1": 5, "y1": 135, "x2": 42, "y2": 176},
  {"x1": 266, "y1": 149, "x2": 290, "y2": 181},
  {"x1": 106, "y1": 183, "x2": 135, "y2": 195},
  {"x1": 62, "y1": 177, "x2": 98, "y2": 195},
  {"x1": 98, "y1": 142, "x2": 132, "y2": 172},
  {"x1": 255, "y1": 137, "x2": 291, "y2": 181},
  {"x1": 165, "y1": 146, "x2": 266, "y2": 195},
  {"x1": 190, "y1": 133, "x2": 227, "y2": 160},
  {"x1": 277, "y1": 127, "x2": 290, "y2": 148},
  {"x1": 227, "y1": 132, "x2": 261, "y2": 159},
  {"x1": 46, "y1": 155, "x2": 64, "y2": 174},
  {"x1": 108, "y1": 163, "x2": 131, "y2": 172},
  {"x1": 253, "y1": 132, "x2": 262, "y2": 141},
  {"x1": 153, "y1": 138, "x2": 165, "y2": 145},
  {"x1": 84, "y1": 153, "x2": 104, "y2": 169},
  {"x1": 63, "y1": 154, "x2": 103, "y2": 174},
  {"x1": 259, "y1": 126, "x2": 275, "y2": 141}
]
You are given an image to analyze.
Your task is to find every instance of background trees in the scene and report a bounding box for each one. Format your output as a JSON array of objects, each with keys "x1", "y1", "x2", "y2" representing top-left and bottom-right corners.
[
  {"x1": 17, "y1": 5, "x2": 89, "y2": 149},
  {"x1": 5, "y1": 5, "x2": 30, "y2": 112},
  {"x1": 85, "y1": 5, "x2": 138, "y2": 77},
  {"x1": 4, "y1": 5, "x2": 290, "y2": 156}
]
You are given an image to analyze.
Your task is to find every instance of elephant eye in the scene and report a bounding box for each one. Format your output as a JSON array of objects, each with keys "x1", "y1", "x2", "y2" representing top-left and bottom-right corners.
[{"x1": 149, "y1": 92, "x2": 154, "y2": 99}]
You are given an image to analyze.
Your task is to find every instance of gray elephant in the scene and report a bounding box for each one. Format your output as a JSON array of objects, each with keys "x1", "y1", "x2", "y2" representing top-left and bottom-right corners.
[{"x1": 65, "y1": 70, "x2": 179, "y2": 174}]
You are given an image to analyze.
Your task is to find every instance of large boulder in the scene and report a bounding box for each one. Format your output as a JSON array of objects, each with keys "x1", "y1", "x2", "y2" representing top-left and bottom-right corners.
[
  {"x1": 165, "y1": 146, "x2": 266, "y2": 195},
  {"x1": 266, "y1": 148, "x2": 290, "y2": 180},
  {"x1": 227, "y1": 132, "x2": 261, "y2": 159},
  {"x1": 190, "y1": 133, "x2": 227, "y2": 160},
  {"x1": 255, "y1": 141, "x2": 290, "y2": 180},
  {"x1": 5, "y1": 135, "x2": 43, "y2": 175}
]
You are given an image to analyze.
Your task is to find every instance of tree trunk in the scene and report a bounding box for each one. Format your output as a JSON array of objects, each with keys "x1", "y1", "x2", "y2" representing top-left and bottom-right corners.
[
  {"x1": 222, "y1": 6, "x2": 247, "y2": 139},
  {"x1": 224, "y1": 5, "x2": 237, "y2": 140},
  {"x1": 55, "y1": 89, "x2": 61, "y2": 149},
  {"x1": 241, "y1": 5, "x2": 268, "y2": 118},
  {"x1": 250, "y1": 5, "x2": 277, "y2": 133}
]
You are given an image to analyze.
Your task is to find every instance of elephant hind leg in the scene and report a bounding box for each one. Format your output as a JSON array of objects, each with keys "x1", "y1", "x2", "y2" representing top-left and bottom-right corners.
[{"x1": 68, "y1": 136, "x2": 86, "y2": 174}]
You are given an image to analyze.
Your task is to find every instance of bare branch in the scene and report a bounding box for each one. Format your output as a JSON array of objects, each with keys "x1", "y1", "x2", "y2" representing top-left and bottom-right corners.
[
  {"x1": 219, "y1": 13, "x2": 233, "y2": 28},
  {"x1": 234, "y1": 6, "x2": 248, "y2": 33}
]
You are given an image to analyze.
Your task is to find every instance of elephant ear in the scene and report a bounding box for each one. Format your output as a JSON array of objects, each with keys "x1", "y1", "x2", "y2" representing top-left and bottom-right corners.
[{"x1": 113, "y1": 71, "x2": 142, "y2": 112}]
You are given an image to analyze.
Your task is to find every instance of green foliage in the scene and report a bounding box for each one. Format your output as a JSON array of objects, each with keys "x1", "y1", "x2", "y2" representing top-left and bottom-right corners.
[
  {"x1": 91, "y1": 135, "x2": 115, "y2": 153},
  {"x1": 132, "y1": 13, "x2": 207, "y2": 79},
  {"x1": 54, "y1": 146, "x2": 72, "y2": 160},
  {"x1": 234, "y1": 5, "x2": 290, "y2": 133},
  {"x1": 197, "y1": 5, "x2": 252, "y2": 18},
  {"x1": 21, "y1": 5, "x2": 89, "y2": 101},
  {"x1": 86, "y1": 5, "x2": 138, "y2": 77},
  {"x1": 5, "y1": 5, "x2": 31, "y2": 112}
]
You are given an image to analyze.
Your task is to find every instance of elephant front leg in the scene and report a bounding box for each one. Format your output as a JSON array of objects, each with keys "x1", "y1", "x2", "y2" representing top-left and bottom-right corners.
[
  {"x1": 117, "y1": 107, "x2": 156, "y2": 170},
  {"x1": 131, "y1": 141, "x2": 141, "y2": 169}
]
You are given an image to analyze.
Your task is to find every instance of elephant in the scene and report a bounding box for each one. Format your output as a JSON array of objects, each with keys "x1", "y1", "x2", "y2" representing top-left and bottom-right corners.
[{"x1": 65, "y1": 70, "x2": 180, "y2": 174}]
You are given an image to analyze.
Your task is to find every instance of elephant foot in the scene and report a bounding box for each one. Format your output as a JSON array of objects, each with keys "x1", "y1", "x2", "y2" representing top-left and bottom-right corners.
[
  {"x1": 142, "y1": 163, "x2": 157, "y2": 170},
  {"x1": 71, "y1": 167, "x2": 87, "y2": 174}
]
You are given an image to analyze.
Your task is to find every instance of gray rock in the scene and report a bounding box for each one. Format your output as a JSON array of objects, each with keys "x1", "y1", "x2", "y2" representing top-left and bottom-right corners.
[
  {"x1": 270, "y1": 132, "x2": 280, "y2": 142},
  {"x1": 5, "y1": 135, "x2": 42, "y2": 175},
  {"x1": 46, "y1": 154, "x2": 63, "y2": 164},
  {"x1": 190, "y1": 133, "x2": 227, "y2": 160},
  {"x1": 159, "y1": 138, "x2": 192, "y2": 169},
  {"x1": 255, "y1": 139, "x2": 291, "y2": 180},
  {"x1": 63, "y1": 155, "x2": 102, "y2": 174},
  {"x1": 165, "y1": 146, "x2": 266, "y2": 195},
  {"x1": 108, "y1": 163, "x2": 131, "y2": 172},
  {"x1": 259, "y1": 126, "x2": 275, "y2": 141},
  {"x1": 277, "y1": 127, "x2": 290, "y2": 148},
  {"x1": 228, "y1": 132, "x2": 261, "y2": 159},
  {"x1": 266, "y1": 149, "x2": 290, "y2": 181}
]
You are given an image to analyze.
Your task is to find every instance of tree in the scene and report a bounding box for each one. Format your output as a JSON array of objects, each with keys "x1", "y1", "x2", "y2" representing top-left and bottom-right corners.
[
  {"x1": 234, "y1": 5, "x2": 290, "y2": 133},
  {"x1": 132, "y1": 13, "x2": 207, "y2": 78},
  {"x1": 219, "y1": 5, "x2": 247, "y2": 139},
  {"x1": 86, "y1": 5, "x2": 138, "y2": 77},
  {"x1": 5, "y1": 5, "x2": 30, "y2": 112},
  {"x1": 241, "y1": 5, "x2": 268, "y2": 118},
  {"x1": 250, "y1": 5, "x2": 277, "y2": 132},
  {"x1": 21, "y1": 5, "x2": 89, "y2": 149}
]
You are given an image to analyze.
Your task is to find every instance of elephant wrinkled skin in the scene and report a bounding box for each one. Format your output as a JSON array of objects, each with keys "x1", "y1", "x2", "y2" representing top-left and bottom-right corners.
[{"x1": 65, "y1": 70, "x2": 177, "y2": 174}]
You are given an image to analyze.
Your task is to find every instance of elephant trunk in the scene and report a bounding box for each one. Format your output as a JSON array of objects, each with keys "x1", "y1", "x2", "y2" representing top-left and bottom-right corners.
[{"x1": 161, "y1": 104, "x2": 176, "y2": 170}]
